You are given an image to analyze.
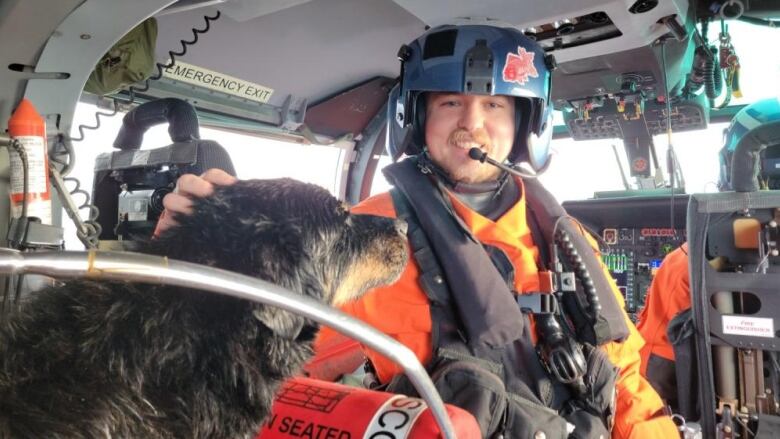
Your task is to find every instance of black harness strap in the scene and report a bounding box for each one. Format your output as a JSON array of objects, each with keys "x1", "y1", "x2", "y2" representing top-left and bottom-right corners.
[
  {"x1": 390, "y1": 188, "x2": 459, "y2": 350},
  {"x1": 524, "y1": 192, "x2": 552, "y2": 272},
  {"x1": 384, "y1": 158, "x2": 526, "y2": 351},
  {"x1": 523, "y1": 178, "x2": 629, "y2": 344}
]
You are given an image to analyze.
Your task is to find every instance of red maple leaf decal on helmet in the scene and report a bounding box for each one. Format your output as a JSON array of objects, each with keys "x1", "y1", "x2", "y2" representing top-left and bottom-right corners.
[{"x1": 502, "y1": 46, "x2": 538, "y2": 85}]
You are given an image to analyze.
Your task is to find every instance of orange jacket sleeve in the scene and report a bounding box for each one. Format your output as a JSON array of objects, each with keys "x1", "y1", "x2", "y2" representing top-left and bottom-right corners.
[{"x1": 637, "y1": 243, "x2": 691, "y2": 364}]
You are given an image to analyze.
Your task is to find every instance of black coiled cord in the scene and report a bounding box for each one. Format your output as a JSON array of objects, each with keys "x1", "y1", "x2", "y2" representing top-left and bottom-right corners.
[
  {"x1": 69, "y1": 100, "x2": 120, "y2": 143},
  {"x1": 125, "y1": 10, "x2": 221, "y2": 103},
  {"x1": 704, "y1": 45, "x2": 723, "y2": 104},
  {"x1": 555, "y1": 228, "x2": 602, "y2": 323},
  {"x1": 48, "y1": 135, "x2": 101, "y2": 248},
  {"x1": 69, "y1": 11, "x2": 222, "y2": 143}
]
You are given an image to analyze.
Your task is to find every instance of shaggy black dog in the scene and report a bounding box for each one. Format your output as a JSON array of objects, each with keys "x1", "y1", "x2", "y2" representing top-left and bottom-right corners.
[{"x1": 0, "y1": 179, "x2": 408, "y2": 439}]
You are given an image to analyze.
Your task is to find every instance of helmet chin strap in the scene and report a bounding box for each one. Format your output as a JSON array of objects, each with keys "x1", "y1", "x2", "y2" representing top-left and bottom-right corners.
[
  {"x1": 417, "y1": 150, "x2": 518, "y2": 220},
  {"x1": 418, "y1": 149, "x2": 507, "y2": 190}
]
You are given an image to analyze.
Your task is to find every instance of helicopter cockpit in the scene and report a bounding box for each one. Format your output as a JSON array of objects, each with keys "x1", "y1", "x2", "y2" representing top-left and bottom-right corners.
[{"x1": 1, "y1": 0, "x2": 779, "y2": 437}]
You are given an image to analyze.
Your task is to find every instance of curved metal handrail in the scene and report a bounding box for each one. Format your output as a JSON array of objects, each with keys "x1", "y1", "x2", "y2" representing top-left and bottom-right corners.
[{"x1": 0, "y1": 249, "x2": 456, "y2": 439}]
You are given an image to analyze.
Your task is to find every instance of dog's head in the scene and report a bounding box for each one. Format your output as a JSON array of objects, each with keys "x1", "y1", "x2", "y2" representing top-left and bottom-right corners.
[{"x1": 150, "y1": 178, "x2": 408, "y2": 338}]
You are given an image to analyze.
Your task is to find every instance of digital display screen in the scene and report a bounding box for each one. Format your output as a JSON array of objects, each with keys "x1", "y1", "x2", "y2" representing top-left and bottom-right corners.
[{"x1": 610, "y1": 271, "x2": 628, "y2": 289}]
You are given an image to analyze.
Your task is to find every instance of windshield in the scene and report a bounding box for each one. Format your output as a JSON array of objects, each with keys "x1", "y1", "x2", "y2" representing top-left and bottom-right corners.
[{"x1": 369, "y1": 123, "x2": 730, "y2": 202}]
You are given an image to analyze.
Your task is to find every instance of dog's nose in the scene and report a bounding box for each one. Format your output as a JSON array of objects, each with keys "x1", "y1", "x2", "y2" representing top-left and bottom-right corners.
[{"x1": 394, "y1": 219, "x2": 408, "y2": 236}]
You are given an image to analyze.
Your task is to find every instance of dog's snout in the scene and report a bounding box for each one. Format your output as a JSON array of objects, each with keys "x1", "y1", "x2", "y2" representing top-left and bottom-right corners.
[{"x1": 394, "y1": 219, "x2": 408, "y2": 236}]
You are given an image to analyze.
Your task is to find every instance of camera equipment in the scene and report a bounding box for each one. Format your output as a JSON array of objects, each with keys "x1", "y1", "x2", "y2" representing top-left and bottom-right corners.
[{"x1": 92, "y1": 98, "x2": 236, "y2": 243}]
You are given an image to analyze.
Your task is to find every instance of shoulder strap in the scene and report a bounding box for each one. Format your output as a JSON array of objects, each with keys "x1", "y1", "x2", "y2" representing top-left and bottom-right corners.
[
  {"x1": 390, "y1": 188, "x2": 452, "y2": 308},
  {"x1": 522, "y1": 178, "x2": 629, "y2": 344},
  {"x1": 390, "y1": 188, "x2": 464, "y2": 352},
  {"x1": 384, "y1": 158, "x2": 526, "y2": 351},
  {"x1": 524, "y1": 197, "x2": 551, "y2": 271}
]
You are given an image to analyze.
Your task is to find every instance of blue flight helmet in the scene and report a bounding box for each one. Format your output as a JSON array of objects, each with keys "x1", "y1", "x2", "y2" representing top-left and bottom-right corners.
[
  {"x1": 717, "y1": 97, "x2": 780, "y2": 192},
  {"x1": 387, "y1": 23, "x2": 556, "y2": 172}
]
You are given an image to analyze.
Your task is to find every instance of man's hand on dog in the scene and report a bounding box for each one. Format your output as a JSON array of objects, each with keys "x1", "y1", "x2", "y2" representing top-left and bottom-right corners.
[{"x1": 156, "y1": 168, "x2": 238, "y2": 235}]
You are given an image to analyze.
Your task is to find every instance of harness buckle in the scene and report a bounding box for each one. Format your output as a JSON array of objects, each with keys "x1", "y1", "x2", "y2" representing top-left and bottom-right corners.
[
  {"x1": 553, "y1": 271, "x2": 576, "y2": 292},
  {"x1": 516, "y1": 292, "x2": 557, "y2": 314}
]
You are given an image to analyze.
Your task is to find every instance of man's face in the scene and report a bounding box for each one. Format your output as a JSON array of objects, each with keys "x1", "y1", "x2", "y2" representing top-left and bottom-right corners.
[{"x1": 424, "y1": 92, "x2": 516, "y2": 184}]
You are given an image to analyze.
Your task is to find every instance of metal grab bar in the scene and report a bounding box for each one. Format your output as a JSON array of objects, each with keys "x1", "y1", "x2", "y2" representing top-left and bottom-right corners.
[{"x1": 0, "y1": 249, "x2": 456, "y2": 439}]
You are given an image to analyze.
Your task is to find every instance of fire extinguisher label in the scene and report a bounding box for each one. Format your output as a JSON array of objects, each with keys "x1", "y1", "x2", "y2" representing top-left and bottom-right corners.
[
  {"x1": 9, "y1": 135, "x2": 52, "y2": 224},
  {"x1": 10, "y1": 136, "x2": 49, "y2": 195}
]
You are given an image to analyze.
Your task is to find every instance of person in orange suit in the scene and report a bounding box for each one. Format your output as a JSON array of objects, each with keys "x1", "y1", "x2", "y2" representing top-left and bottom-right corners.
[
  {"x1": 636, "y1": 243, "x2": 689, "y2": 412},
  {"x1": 313, "y1": 22, "x2": 676, "y2": 439},
  {"x1": 158, "y1": 21, "x2": 678, "y2": 439}
]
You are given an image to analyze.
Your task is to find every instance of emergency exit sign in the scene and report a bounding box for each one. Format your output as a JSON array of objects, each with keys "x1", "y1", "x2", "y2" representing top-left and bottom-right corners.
[{"x1": 163, "y1": 60, "x2": 274, "y2": 103}]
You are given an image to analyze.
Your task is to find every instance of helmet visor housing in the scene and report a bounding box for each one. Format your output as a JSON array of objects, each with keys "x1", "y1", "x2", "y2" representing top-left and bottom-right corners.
[
  {"x1": 718, "y1": 97, "x2": 780, "y2": 191},
  {"x1": 389, "y1": 24, "x2": 553, "y2": 170}
]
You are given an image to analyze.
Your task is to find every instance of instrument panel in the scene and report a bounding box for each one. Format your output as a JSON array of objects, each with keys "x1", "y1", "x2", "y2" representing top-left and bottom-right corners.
[
  {"x1": 599, "y1": 226, "x2": 686, "y2": 320},
  {"x1": 562, "y1": 194, "x2": 690, "y2": 322}
]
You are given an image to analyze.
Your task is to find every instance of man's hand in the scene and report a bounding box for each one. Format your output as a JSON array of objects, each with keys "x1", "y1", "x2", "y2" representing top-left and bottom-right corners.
[{"x1": 155, "y1": 168, "x2": 238, "y2": 236}]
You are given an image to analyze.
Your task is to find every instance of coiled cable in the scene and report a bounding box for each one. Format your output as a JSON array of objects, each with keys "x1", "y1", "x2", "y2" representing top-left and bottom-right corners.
[
  {"x1": 49, "y1": 162, "x2": 102, "y2": 249},
  {"x1": 66, "y1": 175, "x2": 102, "y2": 247},
  {"x1": 68, "y1": 11, "x2": 222, "y2": 143},
  {"x1": 57, "y1": 11, "x2": 222, "y2": 247},
  {"x1": 48, "y1": 135, "x2": 101, "y2": 248},
  {"x1": 551, "y1": 216, "x2": 602, "y2": 323},
  {"x1": 68, "y1": 99, "x2": 120, "y2": 143},
  {"x1": 555, "y1": 229, "x2": 602, "y2": 322},
  {"x1": 125, "y1": 11, "x2": 221, "y2": 104},
  {"x1": 704, "y1": 45, "x2": 723, "y2": 104}
]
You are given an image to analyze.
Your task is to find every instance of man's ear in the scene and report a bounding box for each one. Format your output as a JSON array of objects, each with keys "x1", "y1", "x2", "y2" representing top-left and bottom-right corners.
[{"x1": 252, "y1": 307, "x2": 304, "y2": 340}]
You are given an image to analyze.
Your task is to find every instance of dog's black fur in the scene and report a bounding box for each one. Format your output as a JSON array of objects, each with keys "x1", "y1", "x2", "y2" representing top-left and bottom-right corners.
[{"x1": 0, "y1": 178, "x2": 407, "y2": 439}]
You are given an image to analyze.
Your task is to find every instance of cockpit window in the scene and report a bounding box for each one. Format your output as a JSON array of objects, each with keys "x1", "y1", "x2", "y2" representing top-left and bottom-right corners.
[
  {"x1": 537, "y1": 123, "x2": 730, "y2": 202},
  {"x1": 370, "y1": 120, "x2": 732, "y2": 202}
]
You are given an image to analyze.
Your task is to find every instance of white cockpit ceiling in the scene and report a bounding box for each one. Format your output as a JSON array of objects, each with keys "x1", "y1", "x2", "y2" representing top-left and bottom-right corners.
[
  {"x1": 154, "y1": 0, "x2": 690, "y2": 107},
  {"x1": 154, "y1": 0, "x2": 425, "y2": 107}
]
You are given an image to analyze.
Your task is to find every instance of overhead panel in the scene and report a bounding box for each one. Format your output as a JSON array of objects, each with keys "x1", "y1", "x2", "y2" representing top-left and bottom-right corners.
[{"x1": 391, "y1": 0, "x2": 691, "y2": 63}]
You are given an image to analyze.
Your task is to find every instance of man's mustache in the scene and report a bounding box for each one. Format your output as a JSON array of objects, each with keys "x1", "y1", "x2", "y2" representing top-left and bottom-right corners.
[{"x1": 449, "y1": 129, "x2": 491, "y2": 148}]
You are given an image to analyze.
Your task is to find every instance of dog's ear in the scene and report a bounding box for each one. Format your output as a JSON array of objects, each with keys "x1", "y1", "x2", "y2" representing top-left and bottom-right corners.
[{"x1": 252, "y1": 307, "x2": 304, "y2": 340}]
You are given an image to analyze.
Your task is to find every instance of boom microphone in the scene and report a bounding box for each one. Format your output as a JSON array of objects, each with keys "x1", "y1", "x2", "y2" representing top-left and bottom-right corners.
[{"x1": 468, "y1": 147, "x2": 538, "y2": 179}]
